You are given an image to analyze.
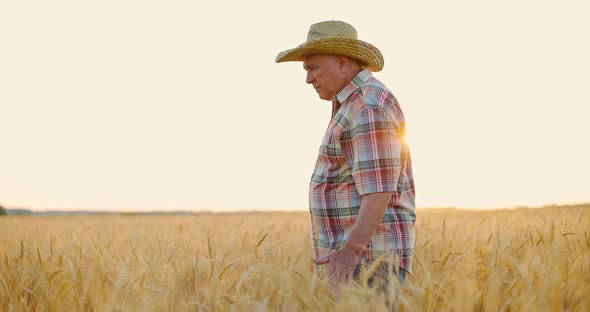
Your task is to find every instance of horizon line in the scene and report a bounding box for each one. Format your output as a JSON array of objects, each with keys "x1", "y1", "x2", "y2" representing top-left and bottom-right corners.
[{"x1": 3, "y1": 201, "x2": 589, "y2": 214}]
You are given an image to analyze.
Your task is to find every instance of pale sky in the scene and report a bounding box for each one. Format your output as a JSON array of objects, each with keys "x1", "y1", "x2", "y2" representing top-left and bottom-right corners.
[{"x1": 1, "y1": 0, "x2": 589, "y2": 212}]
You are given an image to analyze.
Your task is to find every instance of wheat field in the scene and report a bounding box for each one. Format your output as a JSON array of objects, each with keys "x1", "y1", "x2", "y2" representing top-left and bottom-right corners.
[{"x1": 1, "y1": 205, "x2": 589, "y2": 311}]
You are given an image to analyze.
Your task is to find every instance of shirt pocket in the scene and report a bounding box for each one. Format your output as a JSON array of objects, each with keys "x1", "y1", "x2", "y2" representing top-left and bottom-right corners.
[
  {"x1": 317, "y1": 121, "x2": 348, "y2": 175},
  {"x1": 318, "y1": 141, "x2": 345, "y2": 169}
]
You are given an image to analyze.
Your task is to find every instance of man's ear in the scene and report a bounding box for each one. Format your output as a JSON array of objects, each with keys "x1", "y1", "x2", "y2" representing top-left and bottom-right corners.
[{"x1": 336, "y1": 55, "x2": 350, "y2": 73}]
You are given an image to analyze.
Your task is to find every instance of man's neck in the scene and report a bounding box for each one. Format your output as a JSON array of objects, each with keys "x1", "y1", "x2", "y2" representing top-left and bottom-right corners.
[
  {"x1": 342, "y1": 67, "x2": 363, "y2": 86},
  {"x1": 332, "y1": 67, "x2": 363, "y2": 101},
  {"x1": 350, "y1": 67, "x2": 364, "y2": 78},
  {"x1": 331, "y1": 67, "x2": 364, "y2": 103}
]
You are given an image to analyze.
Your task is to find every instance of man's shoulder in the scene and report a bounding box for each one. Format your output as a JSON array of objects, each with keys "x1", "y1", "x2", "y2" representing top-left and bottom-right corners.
[{"x1": 359, "y1": 77, "x2": 396, "y2": 110}]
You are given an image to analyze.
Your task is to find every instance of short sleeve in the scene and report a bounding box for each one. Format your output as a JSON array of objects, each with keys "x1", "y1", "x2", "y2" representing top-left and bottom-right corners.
[{"x1": 349, "y1": 108, "x2": 402, "y2": 195}]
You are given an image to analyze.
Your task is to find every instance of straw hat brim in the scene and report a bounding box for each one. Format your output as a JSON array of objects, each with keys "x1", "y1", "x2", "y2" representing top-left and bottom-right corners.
[{"x1": 275, "y1": 38, "x2": 384, "y2": 72}]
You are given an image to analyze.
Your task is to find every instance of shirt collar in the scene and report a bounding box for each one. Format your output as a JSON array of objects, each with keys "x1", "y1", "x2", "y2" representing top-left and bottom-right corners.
[{"x1": 334, "y1": 69, "x2": 372, "y2": 104}]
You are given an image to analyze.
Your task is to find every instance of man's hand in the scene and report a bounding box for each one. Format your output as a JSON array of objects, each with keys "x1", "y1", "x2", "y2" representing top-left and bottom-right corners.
[
  {"x1": 313, "y1": 192, "x2": 392, "y2": 292},
  {"x1": 314, "y1": 247, "x2": 360, "y2": 291}
]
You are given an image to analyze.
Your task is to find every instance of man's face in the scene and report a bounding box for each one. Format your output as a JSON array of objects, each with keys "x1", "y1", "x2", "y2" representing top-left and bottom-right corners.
[{"x1": 303, "y1": 54, "x2": 343, "y2": 101}]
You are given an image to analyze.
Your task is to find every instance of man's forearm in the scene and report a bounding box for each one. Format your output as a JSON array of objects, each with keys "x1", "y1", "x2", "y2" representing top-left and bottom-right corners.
[{"x1": 344, "y1": 192, "x2": 393, "y2": 255}]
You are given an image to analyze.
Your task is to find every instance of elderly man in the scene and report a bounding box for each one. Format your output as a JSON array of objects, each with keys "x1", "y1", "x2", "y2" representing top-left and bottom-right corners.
[{"x1": 276, "y1": 21, "x2": 416, "y2": 293}]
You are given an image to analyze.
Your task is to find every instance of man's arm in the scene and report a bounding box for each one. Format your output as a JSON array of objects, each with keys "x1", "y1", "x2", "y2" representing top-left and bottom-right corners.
[
  {"x1": 314, "y1": 191, "x2": 393, "y2": 287},
  {"x1": 344, "y1": 192, "x2": 393, "y2": 254}
]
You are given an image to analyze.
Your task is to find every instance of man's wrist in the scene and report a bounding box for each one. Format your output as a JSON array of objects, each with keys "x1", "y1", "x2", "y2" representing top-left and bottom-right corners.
[{"x1": 343, "y1": 241, "x2": 364, "y2": 256}]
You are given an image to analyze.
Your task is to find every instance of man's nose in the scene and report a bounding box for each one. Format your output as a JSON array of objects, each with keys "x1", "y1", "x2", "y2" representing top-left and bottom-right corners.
[{"x1": 306, "y1": 71, "x2": 314, "y2": 84}]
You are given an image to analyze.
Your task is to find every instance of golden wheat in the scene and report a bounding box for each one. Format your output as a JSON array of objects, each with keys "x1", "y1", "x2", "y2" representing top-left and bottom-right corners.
[{"x1": 1, "y1": 205, "x2": 589, "y2": 311}]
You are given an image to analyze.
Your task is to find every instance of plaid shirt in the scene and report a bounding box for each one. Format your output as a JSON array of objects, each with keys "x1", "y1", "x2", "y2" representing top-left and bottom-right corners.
[{"x1": 309, "y1": 69, "x2": 416, "y2": 272}]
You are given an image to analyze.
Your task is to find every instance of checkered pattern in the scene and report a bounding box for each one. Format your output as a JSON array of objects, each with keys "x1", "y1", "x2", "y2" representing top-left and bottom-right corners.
[{"x1": 309, "y1": 69, "x2": 416, "y2": 272}]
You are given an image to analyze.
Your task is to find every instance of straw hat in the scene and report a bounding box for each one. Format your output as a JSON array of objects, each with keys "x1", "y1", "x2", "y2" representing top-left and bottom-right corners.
[{"x1": 275, "y1": 21, "x2": 384, "y2": 72}]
